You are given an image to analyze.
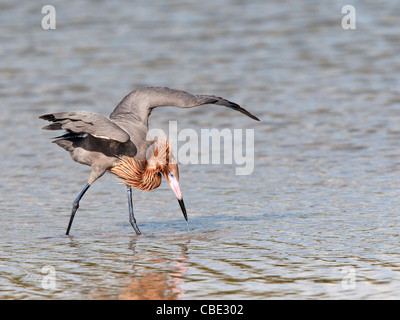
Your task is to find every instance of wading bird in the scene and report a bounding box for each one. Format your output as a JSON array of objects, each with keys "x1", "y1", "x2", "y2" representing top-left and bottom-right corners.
[{"x1": 39, "y1": 87, "x2": 259, "y2": 235}]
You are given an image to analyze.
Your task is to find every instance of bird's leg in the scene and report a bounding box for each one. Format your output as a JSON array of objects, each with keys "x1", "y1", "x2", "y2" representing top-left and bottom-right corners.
[
  {"x1": 66, "y1": 183, "x2": 91, "y2": 235},
  {"x1": 127, "y1": 186, "x2": 141, "y2": 235}
]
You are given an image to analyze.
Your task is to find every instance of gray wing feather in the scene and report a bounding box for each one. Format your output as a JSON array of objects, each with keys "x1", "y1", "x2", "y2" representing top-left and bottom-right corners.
[
  {"x1": 109, "y1": 87, "x2": 260, "y2": 125},
  {"x1": 39, "y1": 111, "x2": 130, "y2": 143},
  {"x1": 196, "y1": 94, "x2": 260, "y2": 121}
]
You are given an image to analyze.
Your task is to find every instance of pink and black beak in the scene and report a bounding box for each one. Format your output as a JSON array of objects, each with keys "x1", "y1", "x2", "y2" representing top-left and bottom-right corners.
[{"x1": 167, "y1": 172, "x2": 188, "y2": 221}]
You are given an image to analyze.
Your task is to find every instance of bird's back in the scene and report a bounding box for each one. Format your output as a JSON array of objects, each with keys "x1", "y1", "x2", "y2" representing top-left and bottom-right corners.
[{"x1": 108, "y1": 117, "x2": 150, "y2": 160}]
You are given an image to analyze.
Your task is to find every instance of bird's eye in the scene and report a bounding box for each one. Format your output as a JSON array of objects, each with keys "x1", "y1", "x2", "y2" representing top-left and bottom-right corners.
[{"x1": 169, "y1": 173, "x2": 174, "y2": 178}]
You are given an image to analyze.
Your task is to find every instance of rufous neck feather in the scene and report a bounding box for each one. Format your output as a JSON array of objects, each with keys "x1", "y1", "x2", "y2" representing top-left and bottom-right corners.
[{"x1": 109, "y1": 139, "x2": 172, "y2": 191}]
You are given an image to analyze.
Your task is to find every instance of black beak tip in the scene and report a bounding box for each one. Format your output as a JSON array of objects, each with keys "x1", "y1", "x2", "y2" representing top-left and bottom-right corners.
[{"x1": 178, "y1": 199, "x2": 188, "y2": 221}]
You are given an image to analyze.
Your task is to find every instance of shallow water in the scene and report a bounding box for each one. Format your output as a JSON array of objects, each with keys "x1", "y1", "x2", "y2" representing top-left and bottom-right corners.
[{"x1": 1, "y1": 0, "x2": 400, "y2": 299}]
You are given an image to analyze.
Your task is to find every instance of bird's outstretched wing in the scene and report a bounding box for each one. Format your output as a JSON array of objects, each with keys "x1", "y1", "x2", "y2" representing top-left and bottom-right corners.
[
  {"x1": 39, "y1": 111, "x2": 130, "y2": 143},
  {"x1": 109, "y1": 87, "x2": 260, "y2": 125}
]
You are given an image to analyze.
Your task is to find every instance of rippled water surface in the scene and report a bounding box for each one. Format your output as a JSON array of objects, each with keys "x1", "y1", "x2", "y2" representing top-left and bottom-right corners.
[{"x1": 1, "y1": 0, "x2": 400, "y2": 299}]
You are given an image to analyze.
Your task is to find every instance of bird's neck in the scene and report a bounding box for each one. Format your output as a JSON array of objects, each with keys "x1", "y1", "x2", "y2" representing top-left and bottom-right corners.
[
  {"x1": 109, "y1": 139, "x2": 171, "y2": 191},
  {"x1": 109, "y1": 157, "x2": 162, "y2": 191}
]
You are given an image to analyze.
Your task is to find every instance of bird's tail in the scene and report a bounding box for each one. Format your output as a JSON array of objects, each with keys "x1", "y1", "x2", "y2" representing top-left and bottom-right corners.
[{"x1": 52, "y1": 138, "x2": 75, "y2": 153}]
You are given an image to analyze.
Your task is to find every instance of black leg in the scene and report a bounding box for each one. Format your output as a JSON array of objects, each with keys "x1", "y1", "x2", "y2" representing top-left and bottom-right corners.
[
  {"x1": 66, "y1": 183, "x2": 91, "y2": 235},
  {"x1": 127, "y1": 186, "x2": 141, "y2": 235}
]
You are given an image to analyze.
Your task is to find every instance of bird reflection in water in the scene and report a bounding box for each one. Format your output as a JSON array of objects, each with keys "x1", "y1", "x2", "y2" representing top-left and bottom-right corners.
[{"x1": 118, "y1": 239, "x2": 189, "y2": 300}]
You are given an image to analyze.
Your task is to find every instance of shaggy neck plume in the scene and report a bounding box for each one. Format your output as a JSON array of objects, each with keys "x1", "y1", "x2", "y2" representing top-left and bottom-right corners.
[{"x1": 109, "y1": 139, "x2": 172, "y2": 191}]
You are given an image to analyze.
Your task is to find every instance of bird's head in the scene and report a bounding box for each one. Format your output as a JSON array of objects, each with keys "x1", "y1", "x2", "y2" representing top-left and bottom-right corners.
[
  {"x1": 161, "y1": 161, "x2": 187, "y2": 222},
  {"x1": 145, "y1": 138, "x2": 188, "y2": 222}
]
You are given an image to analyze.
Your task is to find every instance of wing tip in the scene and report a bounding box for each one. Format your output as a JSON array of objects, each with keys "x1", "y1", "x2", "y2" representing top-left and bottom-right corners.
[
  {"x1": 250, "y1": 114, "x2": 261, "y2": 121},
  {"x1": 209, "y1": 97, "x2": 260, "y2": 121},
  {"x1": 242, "y1": 111, "x2": 261, "y2": 121},
  {"x1": 39, "y1": 114, "x2": 56, "y2": 121}
]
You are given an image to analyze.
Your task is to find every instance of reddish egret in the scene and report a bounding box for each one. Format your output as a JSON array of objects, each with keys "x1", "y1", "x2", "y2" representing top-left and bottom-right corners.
[{"x1": 39, "y1": 87, "x2": 259, "y2": 235}]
